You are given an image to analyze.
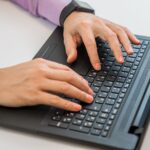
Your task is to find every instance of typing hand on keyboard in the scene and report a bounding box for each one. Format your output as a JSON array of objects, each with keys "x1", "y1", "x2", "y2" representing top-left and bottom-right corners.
[
  {"x1": 47, "y1": 39, "x2": 149, "y2": 137},
  {"x1": 64, "y1": 12, "x2": 141, "y2": 70},
  {"x1": 0, "y1": 58, "x2": 94, "y2": 111}
]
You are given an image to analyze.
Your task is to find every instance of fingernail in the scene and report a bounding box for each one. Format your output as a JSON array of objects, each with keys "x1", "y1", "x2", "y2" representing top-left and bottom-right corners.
[
  {"x1": 95, "y1": 63, "x2": 101, "y2": 70},
  {"x1": 128, "y1": 48, "x2": 134, "y2": 54},
  {"x1": 87, "y1": 94, "x2": 94, "y2": 103},
  {"x1": 136, "y1": 38, "x2": 141, "y2": 44},
  {"x1": 73, "y1": 104, "x2": 82, "y2": 111},
  {"x1": 120, "y1": 57, "x2": 124, "y2": 63}
]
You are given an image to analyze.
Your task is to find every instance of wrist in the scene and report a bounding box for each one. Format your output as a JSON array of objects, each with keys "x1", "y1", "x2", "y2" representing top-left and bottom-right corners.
[{"x1": 60, "y1": 0, "x2": 95, "y2": 26}]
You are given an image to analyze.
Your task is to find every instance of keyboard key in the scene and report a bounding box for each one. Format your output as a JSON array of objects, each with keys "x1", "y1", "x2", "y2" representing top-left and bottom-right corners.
[
  {"x1": 117, "y1": 77, "x2": 126, "y2": 83},
  {"x1": 141, "y1": 45, "x2": 147, "y2": 49},
  {"x1": 98, "y1": 92, "x2": 108, "y2": 98},
  {"x1": 80, "y1": 109, "x2": 88, "y2": 115},
  {"x1": 111, "y1": 87, "x2": 120, "y2": 94},
  {"x1": 52, "y1": 115, "x2": 61, "y2": 121},
  {"x1": 48, "y1": 121, "x2": 69, "y2": 129},
  {"x1": 104, "y1": 125, "x2": 110, "y2": 131},
  {"x1": 119, "y1": 72, "x2": 128, "y2": 78},
  {"x1": 143, "y1": 41, "x2": 149, "y2": 45},
  {"x1": 101, "y1": 105, "x2": 112, "y2": 113},
  {"x1": 93, "y1": 123, "x2": 104, "y2": 130},
  {"x1": 96, "y1": 118, "x2": 106, "y2": 124},
  {"x1": 96, "y1": 76, "x2": 105, "y2": 82},
  {"x1": 126, "y1": 79, "x2": 132, "y2": 84},
  {"x1": 91, "y1": 129, "x2": 101, "y2": 136},
  {"x1": 108, "y1": 93, "x2": 118, "y2": 99},
  {"x1": 115, "y1": 103, "x2": 121, "y2": 109},
  {"x1": 112, "y1": 109, "x2": 118, "y2": 115},
  {"x1": 86, "y1": 116, "x2": 96, "y2": 122},
  {"x1": 99, "y1": 113, "x2": 108, "y2": 119},
  {"x1": 106, "y1": 99, "x2": 115, "y2": 105},
  {"x1": 101, "y1": 131, "x2": 108, "y2": 137},
  {"x1": 126, "y1": 57, "x2": 135, "y2": 63},
  {"x1": 65, "y1": 112, "x2": 74, "y2": 117},
  {"x1": 95, "y1": 97, "x2": 105, "y2": 104},
  {"x1": 117, "y1": 98, "x2": 123, "y2": 103},
  {"x1": 106, "y1": 75, "x2": 116, "y2": 82},
  {"x1": 114, "y1": 82, "x2": 123, "y2": 88},
  {"x1": 133, "y1": 44, "x2": 141, "y2": 49},
  {"x1": 101, "y1": 86, "x2": 111, "y2": 92},
  {"x1": 72, "y1": 119, "x2": 82, "y2": 126},
  {"x1": 109, "y1": 114, "x2": 115, "y2": 120},
  {"x1": 83, "y1": 121, "x2": 93, "y2": 128},
  {"x1": 76, "y1": 114, "x2": 85, "y2": 120},
  {"x1": 133, "y1": 48, "x2": 139, "y2": 53},
  {"x1": 62, "y1": 117, "x2": 72, "y2": 123},
  {"x1": 124, "y1": 62, "x2": 132, "y2": 67},
  {"x1": 104, "y1": 81, "x2": 113, "y2": 87},
  {"x1": 86, "y1": 77, "x2": 94, "y2": 83},
  {"x1": 93, "y1": 81, "x2": 102, "y2": 87},
  {"x1": 89, "y1": 111, "x2": 98, "y2": 117},
  {"x1": 122, "y1": 67, "x2": 130, "y2": 72},
  {"x1": 107, "y1": 120, "x2": 113, "y2": 125},
  {"x1": 84, "y1": 104, "x2": 101, "y2": 111},
  {"x1": 91, "y1": 86, "x2": 100, "y2": 93},
  {"x1": 48, "y1": 120, "x2": 58, "y2": 127},
  {"x1": 70, "y1": 125, "x2": 90, "y2": 133},
  {"x1": 122, "y1": 88, "x2": 127, "y2": 93},
  {"x1": 119, "y1": 93, "x2": 125, "y2": 98}
]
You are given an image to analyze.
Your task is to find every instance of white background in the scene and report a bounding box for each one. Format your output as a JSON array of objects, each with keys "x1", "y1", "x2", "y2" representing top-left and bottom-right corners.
[{"x1": 0, "y1": 0, "x2": 150, "y2": 150}]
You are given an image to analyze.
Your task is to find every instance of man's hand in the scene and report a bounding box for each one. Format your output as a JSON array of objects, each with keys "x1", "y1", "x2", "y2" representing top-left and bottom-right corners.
[
  {"x1": 64, "y1": 12, "x2": 140, "y2": 70},
  {"x1": 0, "y1": 58, "x2": 93, "y2": 111}
]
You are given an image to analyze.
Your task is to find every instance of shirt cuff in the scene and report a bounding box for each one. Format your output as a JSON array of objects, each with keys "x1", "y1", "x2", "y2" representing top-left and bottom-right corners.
[{"x1": 38, "y1": 0, "x2": 72, "y2": 26}]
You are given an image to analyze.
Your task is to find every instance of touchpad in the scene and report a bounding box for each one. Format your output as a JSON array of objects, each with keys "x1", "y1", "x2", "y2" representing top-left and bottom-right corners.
[{"x1": 44, "y1": 43, "x2": 91, "y2": 76}]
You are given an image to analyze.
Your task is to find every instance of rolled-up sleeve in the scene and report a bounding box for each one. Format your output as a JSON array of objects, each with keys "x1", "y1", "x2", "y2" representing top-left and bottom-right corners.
[{"x1": 11, "y1": 0, "x2": 71, "y2": 26}]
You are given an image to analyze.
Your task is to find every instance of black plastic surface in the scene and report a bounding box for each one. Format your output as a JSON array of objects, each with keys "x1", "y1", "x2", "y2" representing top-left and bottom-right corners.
[{"x1": 0, "y1": 27, "x2": 150, "y2": 150}]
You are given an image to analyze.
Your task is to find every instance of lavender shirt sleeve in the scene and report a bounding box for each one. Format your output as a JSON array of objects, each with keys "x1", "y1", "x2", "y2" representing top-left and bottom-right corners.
[{"x1": 11, "y1": 0, "x2": 71, "y2": 26}]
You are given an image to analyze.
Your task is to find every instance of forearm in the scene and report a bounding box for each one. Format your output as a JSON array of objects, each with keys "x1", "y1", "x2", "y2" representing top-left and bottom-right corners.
[{"x1": 11, "y1": 0, "x2": 71, "y2": 25}]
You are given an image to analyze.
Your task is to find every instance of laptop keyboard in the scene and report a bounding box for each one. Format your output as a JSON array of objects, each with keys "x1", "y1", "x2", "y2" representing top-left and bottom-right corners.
[{"x1": 46, "y1": 39, "x2": 149, "y2": 137}]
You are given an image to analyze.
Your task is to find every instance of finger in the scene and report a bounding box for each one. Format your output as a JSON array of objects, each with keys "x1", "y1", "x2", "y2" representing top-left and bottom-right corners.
[
  {"x1": 46, "y1": 60, "x2": 70, "y2": 71},
  {"x1": 79, "y1": 27, "x2": 101, "y2": 70},
  {"x1": 64, "y1": 33, "x2": 78, "y2": 63},
  {"x1": 41, "y1": 79, "x2": 93, "y2": 104},
  {"x1": 102, "y1": 26, "x2": 124, "y2": 63},
  {"x1": 39, "y1": 92, "x2": 82, "y2": 111},
  {"x1": 44, "y1": 69, "x2": 93, "y2": 95},
  {"x1": 120, "y1": 26, "x2": 140, "y2": 44},
  {"x1": 34, "y1": 58, "x2": 70, "y2": 71},
  {"x1": 106, "y1": 25, "x2": 134, "y2": 55}
]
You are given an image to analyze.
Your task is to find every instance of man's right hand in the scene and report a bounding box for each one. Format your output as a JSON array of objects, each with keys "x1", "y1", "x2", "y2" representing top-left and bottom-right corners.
[{"x1": 0, "y1": 58, "x2": 93, "y2": 111}]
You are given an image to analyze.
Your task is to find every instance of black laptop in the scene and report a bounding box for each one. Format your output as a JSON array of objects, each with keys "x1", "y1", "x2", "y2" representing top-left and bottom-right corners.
[{"x1": 0, "y1": 27, "x2": 150, "y2": 150}]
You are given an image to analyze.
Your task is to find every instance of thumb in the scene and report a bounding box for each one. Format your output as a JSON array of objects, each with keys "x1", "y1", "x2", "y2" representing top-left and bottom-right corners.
[{"x1": 64, "y1": 33, "x2": 78, "y2": 63}]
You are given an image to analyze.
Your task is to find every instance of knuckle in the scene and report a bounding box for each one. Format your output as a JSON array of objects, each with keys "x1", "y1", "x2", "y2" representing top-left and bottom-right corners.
[
  {"x1": 122, "y1": 26, "x2": 129, "y2": 32},
  {"x1": 116, "y1": 27, "x2": 124, "y2": 34},
  {"x1": 27, "y1": 90, "x2": 41, "y2": 105},
  {"x1": 78, "y1": 92, "x2": 87, "y2": 101},
  {"x1": 32, "y1": 65, "x2": 47, "y2": 77},
  {"x1": 63, "y1": 101, "x2": 72, "y2": 109},
  {"x1": 34, "y1": 58, "x2": 46, "y2": 65},
  {"x1": 67, "y1": 72, "x2": 75, "y2": 82},
  {"x1": 79, "y1": 20, "x2": 92, "y2": 28},
  {"x1": 60, "y1": 82, "x2": 70, "y2": 91},
  {"x1": 108, "y1": 32, "x2": 117, "y2": 40}
]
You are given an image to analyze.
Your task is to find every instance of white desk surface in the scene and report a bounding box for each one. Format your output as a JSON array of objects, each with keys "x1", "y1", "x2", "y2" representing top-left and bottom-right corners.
[{"x1": 0, "y1": 0, "x2": 150, "y2": 149}]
